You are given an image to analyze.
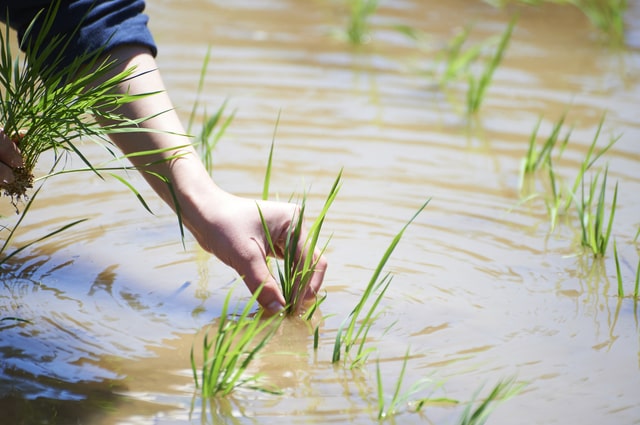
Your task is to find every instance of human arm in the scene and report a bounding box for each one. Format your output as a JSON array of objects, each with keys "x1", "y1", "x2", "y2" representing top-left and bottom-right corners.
[{"x1": 97, "y1": 45, "x2": 327, "y2": 313}]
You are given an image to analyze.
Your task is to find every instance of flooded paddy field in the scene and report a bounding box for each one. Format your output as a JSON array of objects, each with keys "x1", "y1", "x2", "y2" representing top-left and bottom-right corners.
[{"x1": 1, "y1": 1, "x2": 639, "y2": 424}]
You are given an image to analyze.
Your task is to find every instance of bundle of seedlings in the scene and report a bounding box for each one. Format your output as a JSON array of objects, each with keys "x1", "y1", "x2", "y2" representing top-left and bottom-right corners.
[{"x1": 0, "y1": 3, "x2": 159, "y2": 209}]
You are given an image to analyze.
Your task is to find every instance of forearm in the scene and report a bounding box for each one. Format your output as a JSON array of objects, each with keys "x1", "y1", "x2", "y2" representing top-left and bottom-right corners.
[{"x1": 98, "y1": 45, "x2": 225, "y2": 244}]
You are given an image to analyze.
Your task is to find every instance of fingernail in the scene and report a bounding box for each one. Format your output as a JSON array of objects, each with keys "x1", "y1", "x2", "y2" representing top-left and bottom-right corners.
[{"x1": 267, "y1": 301, "x2": 285, "y2": 313}]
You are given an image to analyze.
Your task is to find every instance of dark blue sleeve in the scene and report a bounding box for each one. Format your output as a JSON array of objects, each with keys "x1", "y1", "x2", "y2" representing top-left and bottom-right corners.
[{"x1": 0, "y1": 0, "x2": 157, "y2": 71}]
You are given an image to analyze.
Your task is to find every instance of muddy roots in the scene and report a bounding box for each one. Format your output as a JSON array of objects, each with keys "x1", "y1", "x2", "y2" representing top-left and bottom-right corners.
[{"x1": 1, "y1": 166, "x2": 34, "y2": 212}]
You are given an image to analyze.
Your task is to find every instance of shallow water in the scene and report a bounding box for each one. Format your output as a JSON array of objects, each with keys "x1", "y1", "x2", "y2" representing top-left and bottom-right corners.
[{"x1": 2, "y1": 1, "x2": 640, "y2": 424}]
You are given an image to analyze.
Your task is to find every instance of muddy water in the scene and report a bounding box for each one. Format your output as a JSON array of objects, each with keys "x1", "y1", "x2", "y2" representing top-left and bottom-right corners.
[{"x1": 2, "y1": 1, "x2": 640, "y2": 424}]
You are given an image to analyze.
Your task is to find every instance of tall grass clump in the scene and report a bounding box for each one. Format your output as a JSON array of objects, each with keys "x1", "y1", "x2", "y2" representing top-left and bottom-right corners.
[
  {"x1": 191, "y1": 284, "x2": 283, "y2": 397},
  {"x1": 332, "y1": 199, "x2": 430, "y2": 368},
  {"x1": 466, "y1": 18, "x2": 515, "y2": 114}
]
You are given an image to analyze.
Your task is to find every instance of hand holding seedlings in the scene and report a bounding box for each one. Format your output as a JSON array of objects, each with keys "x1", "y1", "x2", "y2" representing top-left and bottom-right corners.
[
  {"x1": 0, "y1": 0, "x2": 327, "y2": 313},
  {"x1": 0, "y1": 130, "x2": 23, "y2": 189}
]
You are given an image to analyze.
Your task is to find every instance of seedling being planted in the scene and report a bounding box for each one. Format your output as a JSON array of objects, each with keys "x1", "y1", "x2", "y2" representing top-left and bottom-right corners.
[
  {"x1": 258, "y1": 171, "x2": 342, "y2": 318},
  {"x1": 190, "y1": 284, "x2": 283, "y2": 398},
  {"x1": 332, "y1": 199, "x2": 430, "y2": 368}
]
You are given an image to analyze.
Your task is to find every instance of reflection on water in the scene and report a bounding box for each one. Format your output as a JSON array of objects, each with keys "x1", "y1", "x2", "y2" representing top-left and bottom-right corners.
[{"x1": 2, "y1": 0, "x2": 640, "y2": 424}]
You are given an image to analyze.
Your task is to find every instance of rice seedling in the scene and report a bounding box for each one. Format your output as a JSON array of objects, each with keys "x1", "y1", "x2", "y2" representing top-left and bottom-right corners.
[
  {"x1": 570, "y1": 0, "x2": 627, "y2": 45},
  {"x1": 564, "y1": 114, "x2": 619, "y2": 212},
  {"x1": 482, "y1": 0, "x2": 627, "y2": 46},
  {"x1": 0, "y1": 3, "x2": 187, "y2": 260},
  {"x1": 456, "y1": 377, "x2": 523, "y2": 425},
  {"x1": 574, "y1": 166, "x2": 618, "y2": 257},
  {"x1": 340, "y1": 0, "x2": 379, "y2": 45},
  {"x1": 259, "y1": 170, "x2": 341, "y2": 317},
  {"x1": 520, "y1": 114, "x2": 571, "y2": 178},
  {"x1": 518, "y1": 114, "x2": 572, "y2": 230},
  {"x1": 613, "y1": 239, "x2": 624, "y2": 297},
  {"x1": 613, "y1": 240, "x2": 640, "y2": 299},
  {"x1": 186, "y1": 46, "x2": 235, "y2": 174},
  {"x1": 466, "y1": 18, "x2": 515, "y2": 114},
  {"x1": 0, "y1": 3, "x2": 162, "y2": 206},
  {"x1": 332, "y1": 199, "x2": 430, "y2": 368},
  {"x1": 375, "y1": 349, "x2": 455, "y2": 420},
  {"x1": 190, "y1": 284, "x2": 283, "y2": 398},
  {"x1": 258, "y1": 118, "x2": 339, "y2": 317},
  {"x1": 438, "y1": 26, "x2": 489, "y2": 89}
]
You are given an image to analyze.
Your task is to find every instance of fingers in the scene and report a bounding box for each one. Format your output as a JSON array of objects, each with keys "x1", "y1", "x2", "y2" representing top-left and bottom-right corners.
[
  {"x1": 239, "y1": 254, "x2": 287, "y2": 315},
  {"x1": 0, "y1": 131, "x2": 23, "y2": 185}
]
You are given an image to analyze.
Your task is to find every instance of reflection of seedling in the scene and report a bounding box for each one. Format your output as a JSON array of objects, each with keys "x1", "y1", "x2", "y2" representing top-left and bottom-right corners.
[
  {"x1": 332, "y1": 200, "x2": 430, "y2": 368},
  {"x1": 575, "y1": 166, "x2": 618, "y2": 257},
  {"x1": 190, "y1": 284, "x2": 282, "y2": 397},
  {"x1": 0, "y1": 4, "x2": 160, "y2": 205}
]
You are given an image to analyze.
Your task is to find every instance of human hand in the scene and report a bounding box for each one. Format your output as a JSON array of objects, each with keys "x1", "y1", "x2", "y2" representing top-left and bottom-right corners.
[
  {"x1": 0, "y1": 129, "x2": 23, "y2": 186},
  {"x1": 191, "y1": 193, "x2": 327, "y2": 315}
]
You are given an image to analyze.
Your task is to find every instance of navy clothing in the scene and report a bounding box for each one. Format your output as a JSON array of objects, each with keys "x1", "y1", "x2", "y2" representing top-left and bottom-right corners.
[{"x1": 0, "y1": 0, "x2": 157, "y2": 71}]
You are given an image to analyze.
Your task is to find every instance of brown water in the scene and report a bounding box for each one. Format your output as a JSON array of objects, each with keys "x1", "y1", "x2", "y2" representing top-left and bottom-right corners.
[{"x1": 2, "y1": 1, "x2": 640, "y2": 424}]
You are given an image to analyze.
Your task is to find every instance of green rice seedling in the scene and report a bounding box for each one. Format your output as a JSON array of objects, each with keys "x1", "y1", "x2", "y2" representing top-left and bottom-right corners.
[
  {"x1": 190, "y1": 284, "x2": 283, "y2": 397},
  {"x1": 575, "y1": 0, "x2": 627, "y2": 46},
  {"x1": 259, "y1": 171, "x2": 341, "y2": 317},
  {"x1": 574, "y1": 166, "x2": 618, "y2": 257},
  {"x1": 564, "y1": 114, "x2": 619, "y2": 212},
  {"x1": 520, "y1": 114, "x2": 571, "y2": 178},
  {"x1": 332, "y1": 199, "x2": 430, "y2": 368},
  {"x1": 259, "y1": 120, "x2": 339, "y2": 317},
  {"x1": 186, "y1": 47, "x2": 235, "y2": 174},
  {"x1": 438, "y1": 26, "x2": 487, "y2": 89},
  {"x1": 466, "y1": 18, "x2": 515, "y2": 114},
  {"x1": 456, "y1": 377, "x2": 523, "y2": 425},
  {"x1": 375, "y1": 349, "x2": 455, "y2": 419},
  {"x1": 344, "y1": 0, "x2": 379, "y2": 45},
  {"x1": 482, "y1": 0, "x2": 626, "y2": 45},
  {"x1": 0, "y1": 3, "x2": 162, "y2": 205},
  {"x1": 0, "y1": 3, "x2": 190, "y2": 260}
]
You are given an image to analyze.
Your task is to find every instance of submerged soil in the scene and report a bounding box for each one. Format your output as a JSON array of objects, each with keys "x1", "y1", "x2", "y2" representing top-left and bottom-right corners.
[{"x1": 1, "y1": 1, "x2": 639, "y2": 424}]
